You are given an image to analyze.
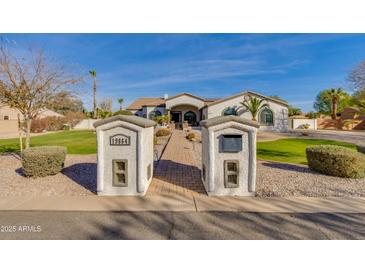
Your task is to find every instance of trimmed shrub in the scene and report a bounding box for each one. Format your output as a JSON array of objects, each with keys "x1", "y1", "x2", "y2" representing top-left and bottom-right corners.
[
  {"x1": 306, "y1": 145, "x2": 365, "y2": 178},
  {"x1": 155, "y1": 128, "x2": 171, "y2": 137},
  {"x1": 186, "y1": 132, "x2": 196, "y2": 141},
  {"x1": 113, "y1": 110, "x2": 133, "y2": 116},
  {"x1": 357, "y1": 145, "x2": 365, "y2": 154},
  {"x1": 22, "y1": 146, "x2": 67, "y2": 177}
]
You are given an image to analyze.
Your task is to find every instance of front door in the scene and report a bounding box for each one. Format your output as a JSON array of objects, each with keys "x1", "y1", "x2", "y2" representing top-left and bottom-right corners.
[{"x1": 171, "y1": 111, "x2": 182, "y2": 129}]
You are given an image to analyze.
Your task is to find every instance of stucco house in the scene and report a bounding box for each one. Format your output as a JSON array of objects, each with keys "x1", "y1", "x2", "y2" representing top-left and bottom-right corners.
[
  {"x1": 126, "y1": 91, "x2": 289, "y2": 131},
  {"x1": 0, "y1": 104, "x2": 64, "y2": 135},
  {"x1": 0, "y1": 104, "x2": 64, "y2": 121}
]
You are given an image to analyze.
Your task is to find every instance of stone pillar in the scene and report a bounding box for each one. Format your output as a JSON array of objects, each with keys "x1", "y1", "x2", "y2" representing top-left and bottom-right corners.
[
  {"x1": 200, "y1": 115, "x2": 259, "y2": 196},
  {"x1": 94, "y1": 115, "x2": 156, "y2": 196}
]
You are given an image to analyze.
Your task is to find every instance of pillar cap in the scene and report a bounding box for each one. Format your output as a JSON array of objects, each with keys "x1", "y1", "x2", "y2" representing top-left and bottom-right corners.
[
  {"x1": 94, "y1": 115, "x2": 157, "y2": 128},
  {"x1": 200, "y1": 115, "x2": 260, "y2": 128}
]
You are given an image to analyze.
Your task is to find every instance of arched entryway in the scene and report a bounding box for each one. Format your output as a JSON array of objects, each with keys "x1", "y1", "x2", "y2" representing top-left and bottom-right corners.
[
  {"x1": 169, "y1": 104, "x2": 200, "y2": 128},
  {"x1": 184, "y1": 111, "x2": 197, "y2": 125}
]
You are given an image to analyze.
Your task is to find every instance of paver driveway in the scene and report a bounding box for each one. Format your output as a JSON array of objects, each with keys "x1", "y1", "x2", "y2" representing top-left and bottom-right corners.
[{"x1": 147, "y1": 130, "x2": 206, "y2": 197}]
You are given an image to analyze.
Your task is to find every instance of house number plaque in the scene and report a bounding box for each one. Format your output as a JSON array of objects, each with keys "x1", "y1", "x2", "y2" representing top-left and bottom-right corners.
[{"x1": 110, "y1": 134, "x2": 130, "y2": 146}]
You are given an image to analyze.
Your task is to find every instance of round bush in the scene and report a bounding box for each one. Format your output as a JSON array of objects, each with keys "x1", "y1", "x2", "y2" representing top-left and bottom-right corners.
[
  {"x1": 155, "y1": 128, "x2": 171, "y2": 137},
  {"x1": 186, "y1": 132, "x2": 196, "y2": 141},
  {"x1": 306, "y1": 145, "x2": 365, "y2": 178},
  {"x1": 22, "y1": 146, "x2": 67, "y2": 177}
]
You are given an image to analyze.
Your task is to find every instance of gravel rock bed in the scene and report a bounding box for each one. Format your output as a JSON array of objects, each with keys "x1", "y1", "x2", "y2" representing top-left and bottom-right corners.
[
  {"x1": 0, "y1": 154, "x2": 96, "y2": 196},
  {"x1": 1, "y1": 143, "x2": 365, "y2": 197},
  {"x1": 190, "y1": 140, "x2": 365, "y2": 197},
  {"x1": 256, "y1": 160, "x2": 365, "y2": 197}
]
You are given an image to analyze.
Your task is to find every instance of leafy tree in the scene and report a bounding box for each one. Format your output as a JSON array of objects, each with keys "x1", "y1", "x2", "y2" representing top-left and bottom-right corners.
[
  {"x1": 352, "y1": 99, "x2": 365, "y2": 115},
  {"x1": 89, "y1": 70, "x2": 97, "y2": 118},
  {"x1": 48, "y1": 91, "x2": 84, "y2": 114},
  {"x1": 153, "y1": 114, "x2": 170, "y2": 125},
  {"x1": 352, "y1": 89, "x2": 365, "y2": 100},
  {"x1": 313, "y1": 88, "x2": 351, "y2": 119},
  {"x1": 117, "y1": 97, "x2": 124, "y2": 110},
  {"x1": 0, "y1": 43, "x2": 81, "y2": 148},
  {"x1": 240, "y1": 96, "x2": 269, "y2": 121},
  {"x1": 306, "y1": 111, "x2": 319, "y2": 119},
  {"x1": 288, "y1": 105, "x2": 302, "y2": 116}
]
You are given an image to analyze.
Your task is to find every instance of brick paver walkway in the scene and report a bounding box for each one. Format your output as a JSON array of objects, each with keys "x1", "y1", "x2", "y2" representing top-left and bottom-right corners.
[{"x1": 147, "y1": 130, "x2": 207, "y2": 197}]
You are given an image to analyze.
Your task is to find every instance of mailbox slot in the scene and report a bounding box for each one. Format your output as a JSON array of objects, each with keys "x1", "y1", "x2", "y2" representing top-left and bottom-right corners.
[
  {"x1": 112, "y1": 159, "x2": 128, "y2": 187},
  {"x1": 221, "y1": 134, "x2": 242, "y2": 152}
]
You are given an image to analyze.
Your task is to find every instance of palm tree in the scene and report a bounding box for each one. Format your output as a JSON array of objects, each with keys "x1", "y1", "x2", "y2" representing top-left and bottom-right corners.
[
  {"x1": 323, "y1": 88, "x2": 346, "y2": 120},
  {"x1": 89, "y1": 70, "x2": 97, "y2": 118},
  {"x1": 118, "y1": 98, "x2": 124, "y2": 110},
  {"x1": 240, "y1": 95, "x2": 269, "y2": 121}
]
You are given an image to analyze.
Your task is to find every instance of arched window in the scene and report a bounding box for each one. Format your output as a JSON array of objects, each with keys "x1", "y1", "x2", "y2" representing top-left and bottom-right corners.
[
  {"x1": 222, "y1": 107, "x2": 238, "y2": 116},
  {"x1": 184, "y1": 111, "x2": 197, "y2": 125},
  {"x1": 260, "y1": 108, "x2": 274, "y2": 126},
  {"x1": 149, "y1": 110, "x2": 162, "y2": 120}
]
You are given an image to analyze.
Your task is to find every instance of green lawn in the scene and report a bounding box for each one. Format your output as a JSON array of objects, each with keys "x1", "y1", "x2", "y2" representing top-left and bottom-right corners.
[
  {"x1": 0, "y1": 130, "x2": 96, "y2": 154},
  {"x1": 257, "y1": 138, "x2": 356, "y2": 165},
  {"x1": 0, "y1": 131, "x2": 358, "y2": 164}
]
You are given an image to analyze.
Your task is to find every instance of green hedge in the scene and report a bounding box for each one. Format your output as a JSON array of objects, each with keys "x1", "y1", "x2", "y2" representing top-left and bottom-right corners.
[
  {"x1": 22, "y1": 146, "x2": 67, "y2": 177},
  {"x1": 306, "y1": 145, "x2": 365, "y2": 178}
]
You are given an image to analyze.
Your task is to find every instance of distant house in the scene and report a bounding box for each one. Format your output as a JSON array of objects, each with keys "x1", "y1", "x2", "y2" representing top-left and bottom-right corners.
[
  {"x1": 126, "y1": 91, "x2": 289, "y2": 132},
  {"x1": 0, "y1": 104, "x2": 64, "y2": 121},
  {"x1": 0, "y1": 104, "x2": 64, "y2": 136}
]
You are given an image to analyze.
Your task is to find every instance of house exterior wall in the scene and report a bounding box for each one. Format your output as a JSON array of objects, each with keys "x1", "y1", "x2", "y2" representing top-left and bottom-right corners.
[
  {"x1": 0, "y1": 105, "x2": 64, "y2": 120},
  {"x1": 202, "y1": 107, "x2": 208, "y2": 121},
  {"x1": 137, "y1": 106, "x2": 166, "y2": 118},
  {"x1": 0, "y1": 105, "x2": 23, "y2": 120},
  {"x1": 165, "y1": 95, "x2": 205, "y2": 110},
  {"x1": 205, "y1": 95, "x2": 288, "y2": 132}
]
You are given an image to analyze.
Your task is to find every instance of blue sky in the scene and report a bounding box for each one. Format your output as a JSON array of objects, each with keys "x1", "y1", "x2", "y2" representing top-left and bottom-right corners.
[{"x1": 3, "y1": 33, "x2": 365, "y2": 112}]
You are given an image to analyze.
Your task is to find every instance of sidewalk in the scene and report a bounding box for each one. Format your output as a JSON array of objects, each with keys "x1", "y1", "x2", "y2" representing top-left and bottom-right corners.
[{"x1": 1, "y1": 195, "x2": 365, "y2": 213}]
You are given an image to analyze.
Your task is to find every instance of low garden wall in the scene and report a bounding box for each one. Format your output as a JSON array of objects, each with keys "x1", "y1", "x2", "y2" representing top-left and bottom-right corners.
[{"x1": 74, "y1": 119, "x2": 100, "y2": 130}]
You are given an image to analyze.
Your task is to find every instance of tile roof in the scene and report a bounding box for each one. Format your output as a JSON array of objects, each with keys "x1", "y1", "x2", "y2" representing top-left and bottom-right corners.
[{"x1": 126, "y1": 97, "x2": 165, "y2": 110}]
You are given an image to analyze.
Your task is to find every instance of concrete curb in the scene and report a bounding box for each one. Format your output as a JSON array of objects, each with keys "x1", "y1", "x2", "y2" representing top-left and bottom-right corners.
[{"x1": 1, "y1": 195, "x2": 365, "y2": 213}]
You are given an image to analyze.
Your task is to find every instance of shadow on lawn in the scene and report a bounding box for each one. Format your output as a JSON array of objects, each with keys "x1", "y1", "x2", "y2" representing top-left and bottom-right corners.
[{"x1": 62, "y1": 163, "x2": 97, "y2": 193}]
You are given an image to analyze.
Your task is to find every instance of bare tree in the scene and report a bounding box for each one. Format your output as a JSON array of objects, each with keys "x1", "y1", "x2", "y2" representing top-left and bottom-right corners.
[
  {"x1": 349, "y1": 60, "x2": 365, "y2": 92},
  {"x1": 0, "y1": 42, "x2": 81, "y2": 148},
  {"x1": 98, "y1": 97, "x2": 113, "y2": 113}
]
